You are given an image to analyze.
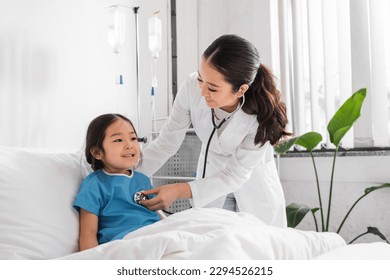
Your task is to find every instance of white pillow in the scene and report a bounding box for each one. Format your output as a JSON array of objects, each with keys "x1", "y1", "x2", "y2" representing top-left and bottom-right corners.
[{"x1": 0, "y1": 146, "x2": 84, "y2": 259}]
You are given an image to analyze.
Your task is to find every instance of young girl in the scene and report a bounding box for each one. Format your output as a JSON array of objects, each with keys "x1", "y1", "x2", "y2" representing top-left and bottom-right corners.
[{"x1": 73, "y1": 113, "x2": 160, "y2": 251}]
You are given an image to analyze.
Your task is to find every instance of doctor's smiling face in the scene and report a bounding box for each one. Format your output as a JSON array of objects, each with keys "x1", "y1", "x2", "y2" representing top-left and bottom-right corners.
[
  {"x1": 89, "y1": 116, "x2": 140, "y2": 175},
  {"x1": 198, "y1": 58, "x2": 247, "y2": 113}
]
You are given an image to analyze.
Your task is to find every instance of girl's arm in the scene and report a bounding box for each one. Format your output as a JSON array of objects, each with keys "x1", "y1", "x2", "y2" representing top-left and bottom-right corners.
[{"x1": 78, "y1": 209, "x2": 99, "y2": 251}]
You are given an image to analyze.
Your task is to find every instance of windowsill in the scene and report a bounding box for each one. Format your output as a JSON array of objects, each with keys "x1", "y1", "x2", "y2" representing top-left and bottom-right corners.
[{"x1": 277, "y1": 146, "x2": 390, "y2": 158}]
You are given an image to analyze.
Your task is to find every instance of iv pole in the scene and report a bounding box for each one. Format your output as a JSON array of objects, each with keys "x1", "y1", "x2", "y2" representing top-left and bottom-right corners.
[
  {"x1": 133, "y1": 7, "x2": 147, "y2": 143},
  {"x1": 107, "y1": 5, "x2": 146, "y2": 143},
  {"x1": 133, "y1": 7, "x2": 141, "y2": 133}
]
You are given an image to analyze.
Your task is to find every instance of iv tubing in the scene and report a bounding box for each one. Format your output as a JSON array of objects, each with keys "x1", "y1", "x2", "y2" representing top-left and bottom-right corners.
[{"x1": 150, "y1": 56, "x2": 159, "y2": 137}]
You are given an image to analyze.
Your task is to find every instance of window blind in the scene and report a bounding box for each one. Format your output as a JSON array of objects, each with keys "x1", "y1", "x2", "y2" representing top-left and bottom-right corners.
[{"x1": 277, "y1": 0, "x2": 390, "y2": 149}]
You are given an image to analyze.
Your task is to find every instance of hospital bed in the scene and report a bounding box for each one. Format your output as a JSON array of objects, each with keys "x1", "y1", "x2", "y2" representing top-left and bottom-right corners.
[{"x1": 1, "y1": 144, "x2": 389, "y2": 260}]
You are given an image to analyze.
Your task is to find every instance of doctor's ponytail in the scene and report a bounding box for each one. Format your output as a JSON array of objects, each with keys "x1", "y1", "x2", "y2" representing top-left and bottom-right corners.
[
  {"x1": 203, "y1": 34, "x2": 291, "y2": 146},
  {"x1": 242, "y1": 64, "x2": 291, "y2": 146}
]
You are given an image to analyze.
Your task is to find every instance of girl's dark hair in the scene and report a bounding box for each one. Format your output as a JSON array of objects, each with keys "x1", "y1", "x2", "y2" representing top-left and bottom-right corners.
[
  {"x1": 85, "y1": 113, "x2": 136, "y2": 171},
  {"x1": 203, "y1": 34, "x2": 291, "y2": 146}
]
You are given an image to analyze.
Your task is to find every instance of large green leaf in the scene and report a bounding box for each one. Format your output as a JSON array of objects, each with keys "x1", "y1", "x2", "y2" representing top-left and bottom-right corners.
[
  {"x1": 286, "y1": 203, "x2": 312, "y2": 228},
  {"x1": 327, "y1": 88, "x2": 366, "y2": 147},
  {"x1": 274, "y1": 132, "x2": 322, "y2": 154},
  {"x1": 295, "y1": 132, "x2": 322, "y2": 151}
]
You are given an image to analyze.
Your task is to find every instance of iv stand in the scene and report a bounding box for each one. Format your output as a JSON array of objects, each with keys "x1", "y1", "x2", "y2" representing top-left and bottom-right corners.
[
  {"x1": 133, "y1": 7, "x2": 141, "y2": 132},
  {"x1": 133, "y1": 7, "x2": 147, "y2": 143}
]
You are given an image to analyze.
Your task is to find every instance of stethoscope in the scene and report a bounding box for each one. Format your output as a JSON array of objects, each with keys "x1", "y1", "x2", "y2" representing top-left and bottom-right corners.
[{"x1": 202, "y1": 95, "x2": 245, "y2": 178}]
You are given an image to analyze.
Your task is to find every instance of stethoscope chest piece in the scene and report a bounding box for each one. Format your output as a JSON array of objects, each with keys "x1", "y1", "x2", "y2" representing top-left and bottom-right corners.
[{"x1": 134, "y1": 191, "x2": 148, "y2": 204}]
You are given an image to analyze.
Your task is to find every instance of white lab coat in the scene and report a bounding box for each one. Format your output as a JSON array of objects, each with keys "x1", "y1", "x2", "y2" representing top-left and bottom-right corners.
[{"x1": 137, "y1": 73, "x2": 287, "y2": 227}]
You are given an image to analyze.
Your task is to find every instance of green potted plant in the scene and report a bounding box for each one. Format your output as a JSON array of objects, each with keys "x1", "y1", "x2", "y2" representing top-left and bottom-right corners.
[{"x1": 275, "y1": 88, "x2": 390, "y2": 243}]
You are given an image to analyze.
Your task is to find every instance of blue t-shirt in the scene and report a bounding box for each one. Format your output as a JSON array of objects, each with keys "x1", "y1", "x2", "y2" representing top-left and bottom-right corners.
[{"x1": 73, "y1": 169, "x2": 160, "y2": 244}]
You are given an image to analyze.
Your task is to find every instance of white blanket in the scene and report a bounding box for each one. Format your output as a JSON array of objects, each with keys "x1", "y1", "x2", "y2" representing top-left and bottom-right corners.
[
  {"x1": 59, "y1": 208, "x2": 346, "y2": 260},
  {"x1": 314, "y1": 242, "x2": 390, "y2": 259}
]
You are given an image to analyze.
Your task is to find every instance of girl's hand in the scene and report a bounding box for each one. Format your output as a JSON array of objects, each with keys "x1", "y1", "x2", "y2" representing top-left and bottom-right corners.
[{"x1": 140, "y1": 183, "x2": 192, "y2": 211}]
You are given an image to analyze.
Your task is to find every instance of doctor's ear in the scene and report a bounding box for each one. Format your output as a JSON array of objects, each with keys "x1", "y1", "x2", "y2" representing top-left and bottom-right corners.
[
  {"x1": 90, "y1": 147, "x2": 103, "y2": 160},
  {"x1": 237, "y1": 84, "x2": 249, "y2": 97}
]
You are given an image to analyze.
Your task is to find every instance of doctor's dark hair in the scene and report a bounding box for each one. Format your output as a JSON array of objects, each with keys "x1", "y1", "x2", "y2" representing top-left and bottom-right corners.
[
  {"x1": 202, "y1": 34, "x2": 291, "y2": 146},
  {"x1": 85, "y1": 113, "x2": 137, "y2": 171}
]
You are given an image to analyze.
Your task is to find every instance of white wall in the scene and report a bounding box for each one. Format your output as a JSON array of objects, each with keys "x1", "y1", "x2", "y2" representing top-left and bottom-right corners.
[
  {"x1": 0, "y1": 0, "x2": 170, "y2": 149},
  {"x1": 176, "y1": 0, "x2": 278, "y2": 88}
]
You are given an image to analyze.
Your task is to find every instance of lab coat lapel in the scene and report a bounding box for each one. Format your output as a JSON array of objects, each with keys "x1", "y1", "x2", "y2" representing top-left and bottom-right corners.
[{"x1": 218, "y1": 109, "x2": 253, "y2": 154}]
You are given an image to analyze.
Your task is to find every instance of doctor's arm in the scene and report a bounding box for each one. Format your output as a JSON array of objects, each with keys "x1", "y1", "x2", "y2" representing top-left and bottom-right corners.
[{"x1": 142, "y1": 134, "x2": 270, "y2": 210}]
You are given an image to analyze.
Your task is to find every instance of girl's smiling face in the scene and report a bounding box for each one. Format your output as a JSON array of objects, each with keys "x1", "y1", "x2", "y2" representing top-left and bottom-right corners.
[{"x1": 92, "y1": 118, "x2": 140, "y2": 175}]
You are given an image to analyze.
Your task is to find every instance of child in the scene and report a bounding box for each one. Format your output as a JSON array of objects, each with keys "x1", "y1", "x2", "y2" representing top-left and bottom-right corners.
[{"x1": 73, "y1": 113, "x2": 160, "y2": 251}]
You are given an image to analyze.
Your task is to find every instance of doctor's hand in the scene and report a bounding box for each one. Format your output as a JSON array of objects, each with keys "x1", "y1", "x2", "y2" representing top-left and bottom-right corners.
[{"x1": 140, "y1": 183, "x2": 192, "y2": 211}]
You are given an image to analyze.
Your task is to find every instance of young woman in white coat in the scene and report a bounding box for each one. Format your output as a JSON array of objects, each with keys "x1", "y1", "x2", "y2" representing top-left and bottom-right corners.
[{"x1": 137, "y1": 34, "x2": 291, "y2": 227}]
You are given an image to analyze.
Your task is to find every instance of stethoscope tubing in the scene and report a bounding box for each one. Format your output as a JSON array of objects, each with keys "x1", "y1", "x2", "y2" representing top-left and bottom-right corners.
[
  {"x1": 202, "y1": 111, "x2": 227, "y2": 178},
  {"x1": 201, "y1": 94, "x2": 245, "y2": 178}
]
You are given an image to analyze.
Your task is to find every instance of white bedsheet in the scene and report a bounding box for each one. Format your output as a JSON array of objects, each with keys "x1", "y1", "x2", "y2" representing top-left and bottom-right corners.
[
  {"x1": 59, "y1": 208, "x2": 346, "y2": 260},
  {"x1": 314, "y1": 242, "x2": 390, "y2": 259}
]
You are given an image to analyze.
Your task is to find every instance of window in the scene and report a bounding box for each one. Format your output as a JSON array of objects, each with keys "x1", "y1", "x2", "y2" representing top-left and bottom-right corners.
[{"x1": 277, "y1": 0, "x2": 390, "y2": 148}]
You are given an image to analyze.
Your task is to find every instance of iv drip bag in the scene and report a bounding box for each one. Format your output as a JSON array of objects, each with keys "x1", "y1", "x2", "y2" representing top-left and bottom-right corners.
[
  {"x1": 148, "y1": 12, "x2": 162, "y2": 58},
  {"x1": 107, "y1": 6, "x2": 125, "y2": 54}
]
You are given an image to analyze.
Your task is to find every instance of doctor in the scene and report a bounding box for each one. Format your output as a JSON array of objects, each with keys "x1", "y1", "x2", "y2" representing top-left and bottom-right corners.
[{"x1": 137, "y1": 34, "x2": 291, "y2": 227}]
